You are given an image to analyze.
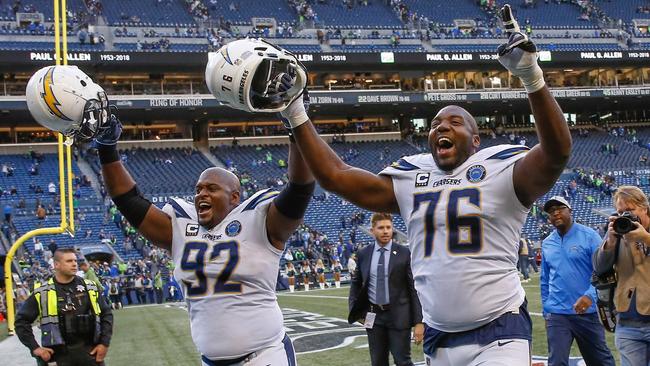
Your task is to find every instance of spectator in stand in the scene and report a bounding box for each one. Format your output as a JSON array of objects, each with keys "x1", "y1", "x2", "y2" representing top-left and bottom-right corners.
[
  {"x1": 4, "y1": 203, "x2": 12, "y2": 222},
  {"x1": 36, "y1": 205, "x2": 46, "y2": 220},
  {"x1": 48, "y1": 181, "x2": 56, "y2": 195},
  {"x1": 33, "y1": 238, "x2": 43, "y2": 256}
]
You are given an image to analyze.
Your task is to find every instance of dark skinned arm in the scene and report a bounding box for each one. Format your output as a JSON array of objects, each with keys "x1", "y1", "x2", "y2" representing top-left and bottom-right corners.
[
  {"x1": 101, "y1": 160, "x2": 172, "y2": 251},
  {"x1": 512, "y1": 86, "x2": 572, "y2": 207},
  {"x1": 291, "y1": 122, "x2": 399, "y2": 213},
  {"x1": 266, "y1": 141, "x2": 315, "y2": 250}
]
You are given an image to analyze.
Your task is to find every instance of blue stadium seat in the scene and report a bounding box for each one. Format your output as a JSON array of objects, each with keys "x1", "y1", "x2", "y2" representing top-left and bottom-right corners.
[
  {"x1": 202, "y1": 0, "x2": 296, "y2": 24},
  {"x1": 330, "y1": 44, "x2": 423, "y2": 53},
  {"x1": 311, "y1": 2, "x2": 402, "y2": 28},
  {"x1": 102, "y1": 0, "x2": 196, "y2": 27},
  {"x1": 0, "y1": 41, "x2": 105, "y2": 51}
]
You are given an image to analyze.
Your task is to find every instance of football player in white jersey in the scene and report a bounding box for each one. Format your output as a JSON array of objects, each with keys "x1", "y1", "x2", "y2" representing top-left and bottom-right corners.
[
  {"x1": 278, "y1": 5, "x2": 572, "y2": 366},
  {"x1": 89, "y1": 102, "x2": 314, "y2": 364}
]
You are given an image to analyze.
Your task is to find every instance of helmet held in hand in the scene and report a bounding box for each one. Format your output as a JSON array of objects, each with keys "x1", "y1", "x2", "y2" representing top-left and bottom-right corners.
[
  {"x1": 205, "y1": 38, "x2": 307, "y2": 113},
  {"x1": 26, "y1": 65, "x2": 110, "y2": 143}
]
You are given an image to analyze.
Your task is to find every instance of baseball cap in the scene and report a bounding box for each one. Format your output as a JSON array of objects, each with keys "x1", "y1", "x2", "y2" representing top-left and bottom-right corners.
[{"x1": 543, "y1": 196, "x2": 571, "y2": 213}]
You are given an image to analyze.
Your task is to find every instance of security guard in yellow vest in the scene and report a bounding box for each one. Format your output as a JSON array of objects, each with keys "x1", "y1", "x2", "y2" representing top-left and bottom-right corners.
[{"x1": 15, "y1": 248, "x2": 113, "y2": 366}]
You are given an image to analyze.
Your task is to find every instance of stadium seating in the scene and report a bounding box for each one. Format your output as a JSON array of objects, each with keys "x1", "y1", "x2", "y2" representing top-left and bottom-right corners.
[
  {"x1": 14, "y1": 211, "x2": 142, "y2": 261},
  {"x1": 331, "y1": 44, "x2": 424, "y2": 53},
  {"x1": 113, "y1": 147, "x2": 213, "y2": 196},
  {"x1": 101, "y1": 0, "x2": 196, "y2": 27},
  {"x1": 434, "y1": 42, "x2": 623, "y2": 52},
  {"x1": 114, "y1": 42, "x2": 207, "y2": 52},
  {"x1": 0, "y1": 153, "x2": 95, "y2": 205},
  {"x1": 400, "y1": 0, "x2": 486, "y2": 27},
  {"x1": 311, "y1": 1, "x2": 403, "y2": 28},
  {"x1": 202, "y1": 0, "x2": 296, "y2": 25},
  {"x1": 500, "y1": 1, "x2": 598, "y2": 29},
  {"x1": 596, "y1": 0, "x2": 650, "y2": 24},
  {"x1": 0, "y1": 0, "x2": 87, "y2": 22},
  {"x1": 212, "y1": 140, "x2": 419, "y2": 241},
  {"x1": 0, "y1": 41, "x2": 105, "y2": 51},
  {"x1": 280, "y1": 44, "x2": 323, "y2": 53}
]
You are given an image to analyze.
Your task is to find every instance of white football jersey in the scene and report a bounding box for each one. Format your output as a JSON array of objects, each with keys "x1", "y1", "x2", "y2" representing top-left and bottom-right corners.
[
  {"x1": 163, "y1": 189, "x2": 285, "y2": 359},
  {"x1": 380, "y1": 145, "x2": 530, "y2": 332}
]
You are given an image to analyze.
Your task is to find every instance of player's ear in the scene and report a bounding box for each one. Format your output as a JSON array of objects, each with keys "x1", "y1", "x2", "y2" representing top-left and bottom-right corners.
[
  {"x1": 230, "y1": 189, "x2": 241, "y2": 206},
  {"x1": 472, "y1": 134, "x2": 480, "y2": 151}
]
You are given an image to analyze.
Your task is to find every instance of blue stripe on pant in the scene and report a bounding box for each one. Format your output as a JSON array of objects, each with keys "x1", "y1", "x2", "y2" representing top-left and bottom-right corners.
[
  {"x1": 546, "y1": 312, "x2": 615, "y2": 366},
  {"x1": 282, "y1": 334, "x2": 297, "y2": 366}
]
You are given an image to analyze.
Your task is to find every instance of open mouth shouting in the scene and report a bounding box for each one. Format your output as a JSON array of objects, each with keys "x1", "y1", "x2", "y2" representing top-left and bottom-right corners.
[
  {"x1": 197, "y1": 200, "x2": 212, "y2": 219},
  {"x1": 436, "y1": 136, "x2": 455, "y2": 158}
]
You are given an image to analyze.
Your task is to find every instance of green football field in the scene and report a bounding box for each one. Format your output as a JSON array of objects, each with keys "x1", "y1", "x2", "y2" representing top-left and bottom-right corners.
[{"x1": 96, "y1": 272, "x2": 619, "y2": 366}]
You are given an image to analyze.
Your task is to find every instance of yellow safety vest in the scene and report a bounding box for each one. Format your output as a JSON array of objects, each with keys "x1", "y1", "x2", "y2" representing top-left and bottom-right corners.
[{"x1": 33, "y1": 277, "x2": 102, "y2": 346}]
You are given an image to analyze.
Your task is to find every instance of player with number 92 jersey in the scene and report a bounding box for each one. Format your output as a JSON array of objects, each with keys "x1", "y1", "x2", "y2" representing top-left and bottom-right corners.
[{"x1": 163, "y1": 189, "x2": 284, "y2": 361}]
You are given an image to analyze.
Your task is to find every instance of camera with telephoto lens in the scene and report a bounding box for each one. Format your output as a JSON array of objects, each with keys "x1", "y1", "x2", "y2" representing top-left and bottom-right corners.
[{"x1": 613, "y1": 211, "x2": 639, "y2": 235}]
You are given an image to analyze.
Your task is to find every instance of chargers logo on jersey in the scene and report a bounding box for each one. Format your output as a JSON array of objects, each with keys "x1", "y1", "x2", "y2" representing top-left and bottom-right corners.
[
  {"x1": 466, "y1": 164, "x2": 487, "y2": 183},
  {"x1": 226, "y1": 220, "x2": 242, "y2": 237}
]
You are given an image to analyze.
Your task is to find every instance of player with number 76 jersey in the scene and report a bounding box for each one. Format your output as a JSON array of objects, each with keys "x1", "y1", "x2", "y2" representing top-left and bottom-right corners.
[{"x1": 281, "y1": 4, "x2": 573, "y2": 366}]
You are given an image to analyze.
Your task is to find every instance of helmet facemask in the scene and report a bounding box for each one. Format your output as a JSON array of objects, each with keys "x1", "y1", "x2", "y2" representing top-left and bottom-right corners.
[
  {"x1": 250, "y1": 58, "x2": 297, "y2": 110},
  {"x1": 75, "y1": 90, "x2": 110, "y2": 143}
]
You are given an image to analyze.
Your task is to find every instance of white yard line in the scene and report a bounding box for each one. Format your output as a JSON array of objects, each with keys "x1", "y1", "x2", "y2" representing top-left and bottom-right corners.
[{"x1": 0, "y1": 326, "x2": 41, "y2": 366}]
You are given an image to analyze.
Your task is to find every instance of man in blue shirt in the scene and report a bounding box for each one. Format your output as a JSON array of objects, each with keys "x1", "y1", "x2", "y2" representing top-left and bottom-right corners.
[{"x1": 541, "y1": 196, "x2": 615, "y2": 366}]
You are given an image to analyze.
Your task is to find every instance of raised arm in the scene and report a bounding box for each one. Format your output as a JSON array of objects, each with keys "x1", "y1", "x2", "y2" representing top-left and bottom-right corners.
[
  {"x1": 497, "y1": 4, "x2": 571, "y2": 207},
  {"x1": 95, "y1": 116, "x2": 172, "y2": 251},
  {"x1": 281, "y1": 92, "x2": 398, "y2": 213},
  {"x1": 512, "y1": 87, "x2": 571, "y2": 207},
  {"x1": 266, "y1": 140, "x2": 315, "y2": 250}
]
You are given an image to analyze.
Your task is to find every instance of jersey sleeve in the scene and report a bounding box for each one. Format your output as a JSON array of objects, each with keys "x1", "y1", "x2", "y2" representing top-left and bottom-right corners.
[
  {"x1": 162, "y1": 197, "x2": 197, "y2": 222},
  {"x1": 237, "y1": 189, "x2": 282, "y2": 255},
  {"x1": 483, "y1": 145, "x2": 531, "y2": 214}
]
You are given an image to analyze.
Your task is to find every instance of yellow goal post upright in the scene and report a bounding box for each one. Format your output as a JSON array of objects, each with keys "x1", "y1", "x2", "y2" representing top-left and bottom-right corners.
[{"x1": 4, "y1": 0, "x2": 76, "y2": 335}]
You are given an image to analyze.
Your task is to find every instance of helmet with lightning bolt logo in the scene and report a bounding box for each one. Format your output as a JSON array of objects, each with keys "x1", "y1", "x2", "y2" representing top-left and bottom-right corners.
[{"x1": 26, "y1": 65, "x2": 110, "y2": 143}]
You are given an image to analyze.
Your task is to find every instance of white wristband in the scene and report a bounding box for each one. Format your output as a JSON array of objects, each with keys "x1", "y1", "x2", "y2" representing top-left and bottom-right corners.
[
  {"x1": 523, "y1": 78, "x2": 546, "y2": 94},
  {"x1": 286, "y1": 110, "x2": 309, "y2": 129},
  {"x1": 281, "y1": 96, "x2": 309, "y2": 128}
]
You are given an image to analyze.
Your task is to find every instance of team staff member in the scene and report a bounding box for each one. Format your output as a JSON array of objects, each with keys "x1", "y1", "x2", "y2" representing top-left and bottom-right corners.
[
  {"x1": 541, "y1": 196, "x2": 615, "y2": 366},
  {"x1": 15, "y1": 248, "x2": 113, "y2": 366},
  {"x1": 348, "y1": 213, "x2": 423, "y2": 366},
  {"x1": 593, "y1": 186, "x2": 650, "y2": 366}
]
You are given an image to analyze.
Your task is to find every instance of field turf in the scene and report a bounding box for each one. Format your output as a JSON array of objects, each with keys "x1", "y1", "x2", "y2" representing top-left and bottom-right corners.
[{"x1": 92, "y1": 273, "x2": 619, "y2": 365}]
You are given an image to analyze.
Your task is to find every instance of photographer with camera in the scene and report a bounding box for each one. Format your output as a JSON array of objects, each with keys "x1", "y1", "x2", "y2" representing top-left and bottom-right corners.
[{"x1": 593, "y1": 186, "x2": 650, "y2": 366}]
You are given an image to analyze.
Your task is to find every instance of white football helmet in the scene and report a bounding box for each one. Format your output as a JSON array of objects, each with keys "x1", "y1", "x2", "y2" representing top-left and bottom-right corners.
[
  {"x1": 26, "y1": 65, "x2": 110, "y2": 142},
  {"x1": 205, "y1": 38, "x2": 307, "y2": 113}
]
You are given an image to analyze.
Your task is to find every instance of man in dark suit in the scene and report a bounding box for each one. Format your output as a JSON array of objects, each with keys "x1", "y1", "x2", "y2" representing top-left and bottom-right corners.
[{"x1": 348, "y1": 213, "x2": 423, "y2": 366}]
